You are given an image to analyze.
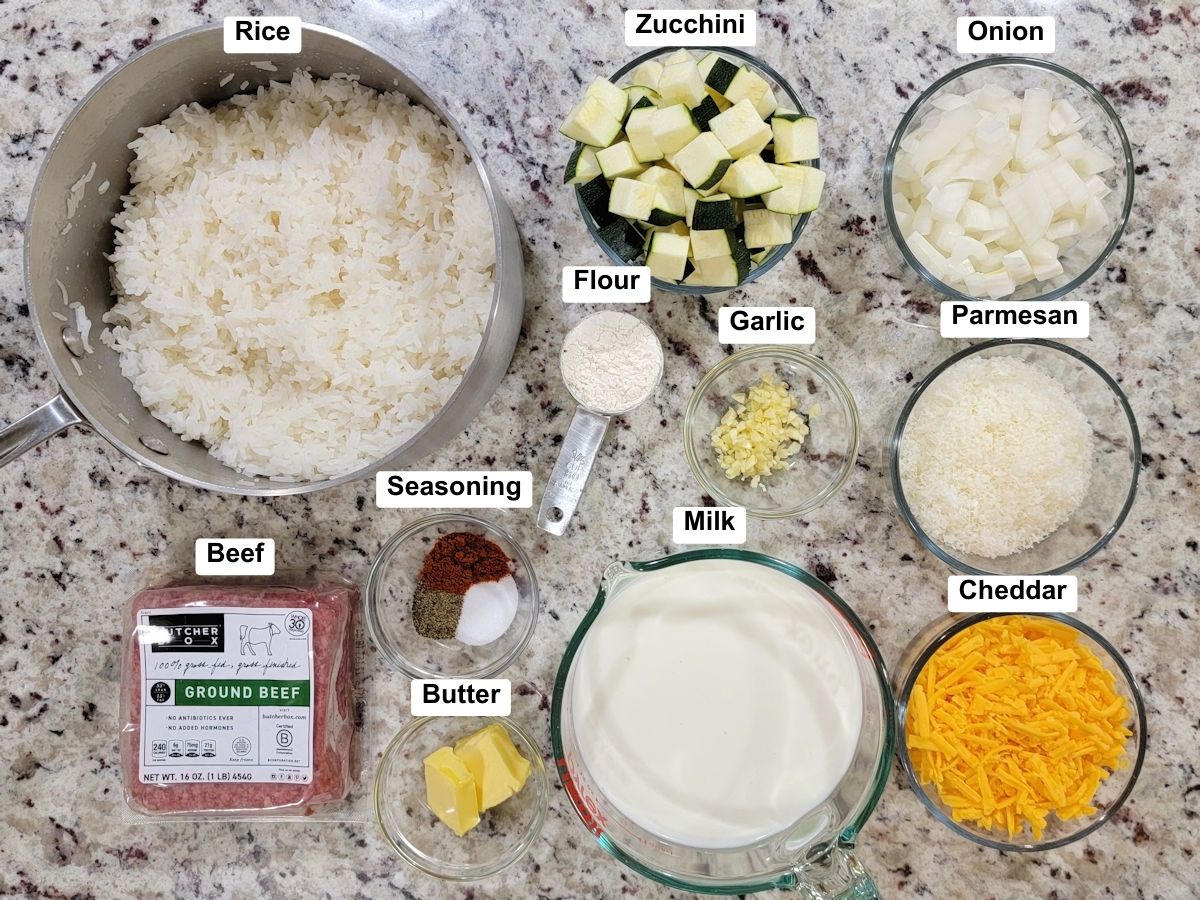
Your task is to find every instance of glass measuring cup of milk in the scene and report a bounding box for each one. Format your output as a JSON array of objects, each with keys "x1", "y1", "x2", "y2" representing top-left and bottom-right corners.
[{"x1": 551, "y1": 550, "x2": 894, "y2": 897}]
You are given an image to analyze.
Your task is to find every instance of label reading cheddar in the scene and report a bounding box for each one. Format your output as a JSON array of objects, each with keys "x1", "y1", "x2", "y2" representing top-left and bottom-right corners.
[{"x1": 138, "y1": 606, "x2": 314, "y2": 785}]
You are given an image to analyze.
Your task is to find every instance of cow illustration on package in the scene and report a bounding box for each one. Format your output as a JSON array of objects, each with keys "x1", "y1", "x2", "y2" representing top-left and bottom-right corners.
[{"x1": 240, "y1": 623, "x2": 281, "y2": 656}]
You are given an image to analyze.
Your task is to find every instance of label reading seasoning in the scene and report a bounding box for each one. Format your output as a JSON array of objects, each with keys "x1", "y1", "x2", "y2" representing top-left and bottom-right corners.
[
  {"x1": 672, "y1": 506, "x2": 747, "y2": 544},
  {"x1": 956, "y1": 17, "x2": 1055, "y2": 54},
  {"x1": 138, "y1": 606, "x2": 314, "y2": 784},
  {"x1": 948, "y1": 576, "x2": 1078, "y2": 613},
  {"x1": 376, "y1": 471, "x2": 533, "y2": 509},
  {"x1": 223, "y1": 16, "x2": 303, "y2": 53},
  {"x1": 626, "y1": 9, "x2": 756, "y2": 47},
  {"x1": 718, "y1": 306, "x2": 815, "y2": 345},
  {"x1": 563, "y1": 266, "x2": 651, "y2": 304},
  {"x1": 195, "y1": 538, "x2": 276, "y2": 576},
  {"x1": 940, "y1": 301, "x2": 1089, "y2": 338},
  {"x1": 411, "y1": 679, "x2": 512, "y2": 716}
]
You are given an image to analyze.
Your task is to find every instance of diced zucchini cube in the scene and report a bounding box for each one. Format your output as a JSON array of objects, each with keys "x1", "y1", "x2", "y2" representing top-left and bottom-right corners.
[
  {"x1": 691, "y1": 193, "x2": 738, "y2": 230},
  {"x1": 560, "y1": 95, "x2": 623, "y2": 148},
  {"x1": 565, "y1": 144, "x2": 601, "y2": 185},
  {"x1": 576, "y1": 175, "x2": 612, "y2": 223},
  {"x1": 772, "y1": 114, "x2": 819, "y2": 163},
  {"x1": 683, "y1": 187, "x2": 700, "y2": 227},
  {"x1": 690, "y1": 95, "x2": 723, "y2": 132},
  {"x1": 697, "y1": 52, "x2": 720, "y2": 82},
  {"x1": 625, "y1": 107, "x2": 664, "y2": 162},
  {"x1": 695, "y1": 245, "x2": 750, "y2": 287},
  {"x1": 638, "y1": 166, "x2": 687, "y2": 225},
  {"x1": 652, "y1": 103, "x2": 701, "y2": 155},
  {"x1": 658, "y1": 59, "x2": 707, "y2": 108},
  {"x1": 705, "y1": 85, "x2": 732, "y2": 112},
  {"x1": 631, "y1": 60, "x2": 664, "y2": 91},
  {"x1": 709, "y1": 98, "x2": 773, "y2": 159},
  {"x1": 762, "y1": 163, "x2": 808, "y2": 214},
  {"x1": 791, "y1": 164, "x2": 825, "y2": 213},
  {"x1": 669, "y1": 133, "x2": 733, "y2": 191},
  {"x1": 585, "y1": 77, "x2": 628, "y2": 121},
  {"x1": 690, "y1": 227, "x2": 735, "y2": 260},
  {"x1": 663, "y1": 49, "x2": 694, "y2": 66},
  {"x1": 718, "y1": 154, "x2": 781, "y2": 198},
  {"x1": 608, "y1": 177, "x2": 657, "y2": 221},
  {"x1": 724, "y1": 67, "x2": 778, "y2": 118},
  {"x1": 597, "y1": 217, "x2": 646, "y2": 263},
  {"x1": 703, "y1": 56, "x2": 740, "y2": 94},
  {"x1": 647, "y1": 231, "x2": 690, "y2": 282},
  {"x1": 624, "y1": 86, "x2": 659, "y2": 120},
  {"x1": 597, "y1": 141, "x2": 647, "y2": 179},
  {"x1": 743, "y1": 208, "x2": 794, "y2": 249}
]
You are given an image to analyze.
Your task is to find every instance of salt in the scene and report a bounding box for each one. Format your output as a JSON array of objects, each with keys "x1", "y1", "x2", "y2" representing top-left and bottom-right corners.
[{"x1": 455, "y1": 576, "x2": 519, "y2": 646}]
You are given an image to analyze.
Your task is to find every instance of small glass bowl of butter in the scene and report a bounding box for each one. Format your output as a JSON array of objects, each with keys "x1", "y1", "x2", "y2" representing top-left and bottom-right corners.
[{"x1": 374, "y1": 715, "x2": 549, "y2": 880}]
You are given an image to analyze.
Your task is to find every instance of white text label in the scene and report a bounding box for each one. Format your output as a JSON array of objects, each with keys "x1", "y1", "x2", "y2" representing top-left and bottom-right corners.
[
  {"x1": 411, "y1": 679, "x2": 511, "y2": 716},
  {"x1": 563, "y1": 266, "x2": 651, "y2": 304},
  {"x1": 376, "y1": 471, "x2": 532, "y2": 509},
  {"x1": 719, "y1": 306, "x2": 815, "y2": 344},
  {"x1": 195, "y1": 538, "x2": 276, "y2": 576},
  {"x1": 956, "y1": 17, "x2": 1055, "y2": 54},
  {"x1": 940, "y1": 301, "x2": 1089, "y2": 338},
  {"x1": 948, "y1": 576, "x2": 1078, "y2": 613},
  {"x1": 223, "y1": 17, "x2": 303, "y2": 53},
  {"x1": 626, "y1": 10, "x2": 757, "y2": 47},
  {"x1": 672, "y1": 506, "x2": 747, "y2": 544}
]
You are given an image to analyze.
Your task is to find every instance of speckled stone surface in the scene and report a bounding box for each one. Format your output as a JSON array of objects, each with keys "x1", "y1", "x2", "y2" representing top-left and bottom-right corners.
[{"x1": 1, "y1": 1, "x2": 1197, "y2": 898}]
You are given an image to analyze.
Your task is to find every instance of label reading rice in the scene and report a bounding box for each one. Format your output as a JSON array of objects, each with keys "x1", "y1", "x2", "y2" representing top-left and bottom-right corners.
[
  {"x1": 138, "y1": 606, "x2": 314, "y2": 784},
  {"x1": 948, "y1": 576, "x2": 1078, "y2": 613},
  {"x1": 223, "y1": 17, "x2": 303, "y2": 53}
]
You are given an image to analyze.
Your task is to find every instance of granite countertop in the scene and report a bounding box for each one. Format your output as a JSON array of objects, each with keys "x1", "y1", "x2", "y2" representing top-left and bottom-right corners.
[{"x1": 1, "y1": 1, "x2": 1197, "y2": 897}]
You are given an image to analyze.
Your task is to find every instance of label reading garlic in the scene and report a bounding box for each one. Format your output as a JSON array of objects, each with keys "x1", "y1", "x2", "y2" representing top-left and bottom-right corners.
[
  {"x1": 718, "y1": 306, "x2": 815, "y2": 344},
  {"x1": 956, "y1": 17, "x2": 1055, "y2": 54}
]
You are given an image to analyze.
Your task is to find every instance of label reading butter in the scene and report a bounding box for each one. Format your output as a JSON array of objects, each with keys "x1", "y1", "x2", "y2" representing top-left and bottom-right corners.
[
  {"x1": 718, "y1": 306, "x2": 815, "y2": 345},
  {"x1": 376, "y1": 471, "x2": 532, "y2": 509},
  {"x1": 412, "y1": 680, "x2": 512, "y2": 716},
  {"x1": 940, "y1": 301, "x2": 1089, "y2": 339},
  {"x1": 948, "y1": 576, "x2": 1078, "y2": 613},
  {"x1": 563, "y1": 266, "x2": 651, "y2": 304},
  {"x1": 195, "y1": 538, "x2": 276, "y2": 576},
  {"x1": 956, "y1": 17, "x2": 1055, "y2": 54},
  {"x1": 223, "y1": 16, "x2": 302, "y2": 53},
  {"x1": 626, "y1": 9, "x2": 756, "y2": 47},
  {"x1": 672, "y1": 507, "x2": 747, "y2": 544}
]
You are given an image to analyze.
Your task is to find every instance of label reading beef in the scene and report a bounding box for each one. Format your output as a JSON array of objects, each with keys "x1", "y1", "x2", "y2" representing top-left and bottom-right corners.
[{"x1": 138, "y1": 606, "x2": 314, "y2": 785}]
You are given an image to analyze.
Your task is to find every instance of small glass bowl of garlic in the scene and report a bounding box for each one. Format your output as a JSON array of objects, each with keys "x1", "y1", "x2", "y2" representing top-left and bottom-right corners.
[
  {"x1": 883, "y1": 57, "x2": 1134, "y2": 302},
  {"x1": 684, "y1": 347, "x2": 860, "y2": 518}
]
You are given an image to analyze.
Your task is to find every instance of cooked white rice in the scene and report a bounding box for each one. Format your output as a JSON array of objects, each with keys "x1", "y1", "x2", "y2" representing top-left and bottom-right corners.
[{"x1": 104, "y1": 71, "x2": 494, "y2": 480}]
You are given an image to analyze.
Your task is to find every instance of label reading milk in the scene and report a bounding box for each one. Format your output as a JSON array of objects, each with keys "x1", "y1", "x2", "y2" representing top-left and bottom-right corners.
[
  {"x1": 195, "y1": 539, "x2": 276, "y2": 576},
  {"x1": 223, "y1": 17, "x2": 303, "y2": 53},
  {"x1": 411, "y1": 680, "x2": 512, "y2": 716},
  {"x1": 940, "y1": 301, "x2": 1089, "y2": 338},
  {"x1": 718, "y1": 306, "x2": 815, "y2": 345},
  {"x1": 626, "y1": 10, "x2": 757, "y2": 47},
  {"x1": 948, "y1": 576, "x2": 1078, "y2": 613},
  {"x1": 138, "y1": 606, "x2": 314, "y2": 784},
  {"x1": 956, "y1": 17, "x2": 1055, "y2": 54},
  {"x1": 672, "y1": 507, "x2": 747, "y2": 544},
  {"x1": 376, "y1": 471, "x2": 533, "y2": 509},
  {"x1": 563, "y1": 266, "x2": 651, "y2": 304}
]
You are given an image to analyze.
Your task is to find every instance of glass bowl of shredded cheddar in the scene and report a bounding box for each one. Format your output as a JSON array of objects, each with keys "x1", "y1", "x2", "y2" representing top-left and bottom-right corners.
[
  {"x1": 684, "y1": 347, "x2": 860, "y2": 518},
  {"x1": 894, "y1": 613, "x2": 1146, "y2": 850}
]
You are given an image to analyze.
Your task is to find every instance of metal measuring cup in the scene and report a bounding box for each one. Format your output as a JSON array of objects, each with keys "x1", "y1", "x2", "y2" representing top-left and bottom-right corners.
[{"x1": 537, "y1": 312, "x2": 664, "y2": 536}]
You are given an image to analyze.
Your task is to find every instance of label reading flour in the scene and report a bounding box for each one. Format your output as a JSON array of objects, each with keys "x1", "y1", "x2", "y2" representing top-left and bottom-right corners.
[
  {"x1": 138, "y1": 606, "x2": 314, "y2": 784},
  {"x1": 563, "y1": 266, "x2": 651, "y2": 304}
]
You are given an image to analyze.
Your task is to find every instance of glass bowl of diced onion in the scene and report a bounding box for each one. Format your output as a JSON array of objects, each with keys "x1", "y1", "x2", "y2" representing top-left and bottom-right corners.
[
  {"x1": 893, "y1": 612, "x2": 1147, "y2": 850},
  {"x1": 882, "y1": 57, "x2": 1134, "y2": 302},
  {"x1": 683, "y1": 347, "x2": 860, "y2": 518},
  {"x1": 578, "y1": 46, "x2": 819, "y2": 294}
]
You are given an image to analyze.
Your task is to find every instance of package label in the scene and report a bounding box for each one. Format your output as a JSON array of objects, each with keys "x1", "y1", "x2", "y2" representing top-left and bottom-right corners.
[{"x1": 138, "y1": 606, "x2": 314, "y2": 784}]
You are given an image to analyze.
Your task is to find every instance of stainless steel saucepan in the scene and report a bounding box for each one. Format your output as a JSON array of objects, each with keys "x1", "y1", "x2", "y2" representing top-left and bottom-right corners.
[{"x1": 4, "y1": 23, "x2": 523, "y2": 495}]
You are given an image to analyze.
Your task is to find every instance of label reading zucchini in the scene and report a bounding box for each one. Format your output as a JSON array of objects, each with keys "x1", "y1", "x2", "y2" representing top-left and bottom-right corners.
[
  {"x1": 563, "y1": 266, "x2": 652, "y2": 303},
  {"x1": 625, "y1": 10, "x2": 757, "y2": 47}
]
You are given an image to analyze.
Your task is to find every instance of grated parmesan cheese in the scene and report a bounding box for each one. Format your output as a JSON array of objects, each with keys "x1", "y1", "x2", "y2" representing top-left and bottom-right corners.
[
  {"x1": 906, "y1": 616, "x2": 1131, "y2": 841},
  {"x1": 710, "y1": 373, "x2": 810, "y2": 488},
  {"x1": 899, "y1": 356, "x2": 1093, "y2": 558}
]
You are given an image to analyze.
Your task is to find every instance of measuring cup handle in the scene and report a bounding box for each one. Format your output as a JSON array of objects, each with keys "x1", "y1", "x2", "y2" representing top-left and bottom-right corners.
[
  {"x1": 537, "y1": 407, "x2": 612, "y2": 536},
  {"x1": 786, "y1": 843, "x2": 879, "y2": 899},
  {"x1": 0, "y1": 393, "x2": 83, "y2": 469}
]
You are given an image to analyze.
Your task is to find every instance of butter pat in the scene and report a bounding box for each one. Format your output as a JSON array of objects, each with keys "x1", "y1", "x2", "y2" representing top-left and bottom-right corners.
[
  {"x1": 423, "y1": 746, "x2": 480, "y2": 837},
  {"x1": 454, "y1": 724, "x2": 531, "y2": 811}
]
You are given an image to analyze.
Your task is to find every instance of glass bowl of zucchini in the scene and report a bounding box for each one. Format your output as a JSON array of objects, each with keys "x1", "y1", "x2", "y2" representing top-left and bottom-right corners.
[{"x1": 560, "y1": 47, "x2": 824, "y2": 293}]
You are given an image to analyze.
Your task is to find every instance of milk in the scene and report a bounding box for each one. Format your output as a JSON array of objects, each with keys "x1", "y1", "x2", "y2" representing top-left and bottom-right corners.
[{"x1": 570, "y1": 558, "x2": 864, "y2": 849}]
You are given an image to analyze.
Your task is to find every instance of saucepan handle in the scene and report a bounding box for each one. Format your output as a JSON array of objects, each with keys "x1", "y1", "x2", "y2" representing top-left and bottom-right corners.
[{"x1": 0, "y1": 393, "x2": 84, "y2": 468}]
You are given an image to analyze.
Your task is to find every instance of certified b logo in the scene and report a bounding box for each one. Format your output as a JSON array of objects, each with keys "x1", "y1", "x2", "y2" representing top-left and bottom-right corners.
[{"x1": 149, "y1": 682, "x2": 171, "y2": 703}]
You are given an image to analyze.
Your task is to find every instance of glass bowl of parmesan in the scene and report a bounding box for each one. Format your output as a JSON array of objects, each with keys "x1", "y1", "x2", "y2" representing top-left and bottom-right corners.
[
  {"x1": 887, "y1": 340, "x2": 1140, "y2": 575},
  {"x1": 684, "y1": 347, "x2": 860, "y2": 518}
]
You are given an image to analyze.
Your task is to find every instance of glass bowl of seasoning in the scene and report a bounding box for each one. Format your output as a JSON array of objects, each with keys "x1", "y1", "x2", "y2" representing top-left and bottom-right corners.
[
  {"x1": 364, "y1": 514, "x2": 539, "y2": 679},
  {"x1": 683, "y1": 347, "x2": 860, "y2": 518}
]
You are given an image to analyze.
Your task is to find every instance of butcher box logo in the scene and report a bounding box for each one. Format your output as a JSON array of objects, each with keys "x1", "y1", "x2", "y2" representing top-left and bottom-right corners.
[{"x1": 146, "y1": 613, "x2": 226, "y2": 653}]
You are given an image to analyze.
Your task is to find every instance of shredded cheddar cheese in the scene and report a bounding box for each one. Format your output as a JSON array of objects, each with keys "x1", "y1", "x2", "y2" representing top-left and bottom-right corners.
[{"x1": 906, "y1": 616, "x2": 1131, "y2": 841}]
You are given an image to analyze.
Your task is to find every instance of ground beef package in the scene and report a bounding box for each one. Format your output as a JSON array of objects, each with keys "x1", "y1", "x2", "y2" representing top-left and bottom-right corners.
[{"x1": 119, "y1": 578, "x2": 357, "y2": 818}]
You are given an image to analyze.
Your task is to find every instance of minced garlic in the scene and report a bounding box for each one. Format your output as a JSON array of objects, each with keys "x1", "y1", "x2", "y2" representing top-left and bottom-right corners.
[
  {"x1": 906, "y1": 616, "x2": 1132, "y2": 841},
  {"x1": 710, "y1": 373, "x2": 809, "y2": 488}
]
